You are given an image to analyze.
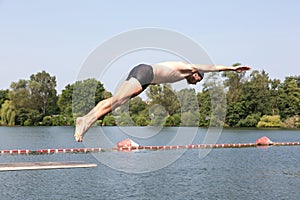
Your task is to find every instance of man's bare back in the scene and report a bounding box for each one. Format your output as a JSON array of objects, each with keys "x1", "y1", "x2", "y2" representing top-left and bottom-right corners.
[{"x1": 151, "y1": 62, "x2": 195, "y2": 84}]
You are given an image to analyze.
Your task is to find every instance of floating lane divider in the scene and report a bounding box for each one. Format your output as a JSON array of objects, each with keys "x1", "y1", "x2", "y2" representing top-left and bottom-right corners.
[
  {"x1": 0, "y1": 148, "x2": 106, "y2": 156},
  {"x1": 1, "y1": 136, "x2": 300, "y2": 156}
]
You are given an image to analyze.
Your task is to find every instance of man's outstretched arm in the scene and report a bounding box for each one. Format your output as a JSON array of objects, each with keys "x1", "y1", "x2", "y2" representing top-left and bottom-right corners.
[{"x1": 187, "y1": 64, "x2": 251, "y2": 73}]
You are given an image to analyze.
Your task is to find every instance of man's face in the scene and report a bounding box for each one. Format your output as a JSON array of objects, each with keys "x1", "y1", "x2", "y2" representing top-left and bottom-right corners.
[{"x1": 186, "y1": 72, "x2": 202, "y2": 85}]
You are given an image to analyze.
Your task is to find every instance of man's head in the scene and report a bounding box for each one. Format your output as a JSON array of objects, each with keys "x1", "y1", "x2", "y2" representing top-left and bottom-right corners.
[
  {"x1": 198, "y1": 71, "x2": 204, "y2": 79},
  {"x1": 186, "y1": 71, "x2": 204, "y2": 85}
]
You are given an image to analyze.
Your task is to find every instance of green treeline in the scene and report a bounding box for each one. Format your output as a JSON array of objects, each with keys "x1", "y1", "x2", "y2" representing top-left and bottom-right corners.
[{"x1": 0, "y1": 67, "x2": 299, "y2": 128}]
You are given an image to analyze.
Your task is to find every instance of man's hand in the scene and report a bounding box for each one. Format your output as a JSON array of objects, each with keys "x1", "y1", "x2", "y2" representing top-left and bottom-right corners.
[{"x1": 234, "y1": 66, "x2": 251, "y2": 73}]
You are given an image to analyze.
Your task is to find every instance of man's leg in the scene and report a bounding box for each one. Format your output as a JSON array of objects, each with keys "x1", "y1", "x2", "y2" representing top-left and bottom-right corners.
[{"x1": 74, "y1": 78, "x2": 143, "y2": 142}]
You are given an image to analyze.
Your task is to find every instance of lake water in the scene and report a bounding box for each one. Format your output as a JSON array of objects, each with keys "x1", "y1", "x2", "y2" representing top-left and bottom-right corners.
[{"x1": 0, "y1": 126, "x2": 299, "y2": 200}]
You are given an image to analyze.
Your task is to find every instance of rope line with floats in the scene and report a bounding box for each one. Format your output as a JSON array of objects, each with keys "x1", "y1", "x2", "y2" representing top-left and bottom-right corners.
[{"x1": 1, "y1": 136, "x2": 299, "y2": 156}]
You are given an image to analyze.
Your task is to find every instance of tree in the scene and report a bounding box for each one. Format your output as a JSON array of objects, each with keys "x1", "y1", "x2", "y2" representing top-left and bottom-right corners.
[
  {"x1": 112, "y1": 96, "x2": 148, "y2": 126},
  {"x1": 236, "y1": 113, "x2": 261, "y2": 127},
  {"x1": 102, "y1": 114, "x2": 116, "y2": 126},
  {"x1": 146, "y1": 84, "x2": 180, "y2": 116},
  {"x1": 116, "y1": 113, "x2": 136, "y2": 126},
  {"x1": 29, "y1": 71, "x2": 58, "y2": 116},
  {"x1": 282, "y1": 116, "x2": 300, "y2": 128},
  {"x1": 7, "y1": 71, "x2": 59, "y2": 125},
  {"x1": 135, "y1": 115, "x2": 149, "y2": 126},
  {"x1": 244, "y1": 70, "x2": 272, "y2": 115},
  {"x1": 126, "y1": 96, "x2": 148, "y2": 125},
  {"x1": 128, "y1": 96, "x2": 147, "y2": 117},
  {"x1": 0, "y1": 89, "x2": 8, "y2": 108},
  {"x1": 148, "y1": 104, "x2": 168, "y2": 126},
  {"x1": 0, "y1": 100, "x2": 15, "y2": 125},
  {"x1": 177, "y1": 88, "x2": 198, "y2": 113},
  {"x1": 177, "y1": 88, "x2": 200, "y2": 126},
  {"x1": 8, "y1": 79, "x2": 33, "y2": 125},
  {"x1": 0, "y1": 89, "x2": 9, "y2": 122},
  {"x1": 165, "y1": 113, "x2": 181, "y2": 126},
  {"x1": 197, "y1": 90, "x2": 211, "y2": 127},
  {"x1": 269, "y1": 78, "x2": 281, "y2": 115},
  {"x1": 257, "y1": 115, "x2": 282, "y2": 128},
  {"x1": 181, "y1": 111, "x2": 199, "y2": 126},
  {"x1": 58, "y1": 84, "x2": 74, "y2": 116},
  {"x1": 222, "y1": 63, "x2": 245, "y2": 103},
  {"x1": 222, "y1": 64, "x2": 247, "y2": 126},
  {"x1": 286, "y1": 76, "x2": 300, "y2": 88},
  {"x1": 277, "y1": 77, "x2": 300, "y2": 119},
  {"x1": 61, "y1": 79, "x2": 108, "y2": 117},
  {"x1": 206, "y1": 73, "x2": 227, "y2": 127},
  {"x1": 9, "y1": 79, "x2": 32, "y2": 110}
]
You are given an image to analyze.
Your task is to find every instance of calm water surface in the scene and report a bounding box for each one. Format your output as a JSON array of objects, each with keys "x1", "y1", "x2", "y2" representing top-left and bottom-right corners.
[{"x1": 0, "y1": 126, "x2": 299, "y2": 200}]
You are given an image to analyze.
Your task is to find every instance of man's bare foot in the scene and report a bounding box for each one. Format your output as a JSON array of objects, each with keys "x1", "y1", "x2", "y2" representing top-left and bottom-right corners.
[{"x1": 74, "y1": 117, "x2": 89, "y2": 142}]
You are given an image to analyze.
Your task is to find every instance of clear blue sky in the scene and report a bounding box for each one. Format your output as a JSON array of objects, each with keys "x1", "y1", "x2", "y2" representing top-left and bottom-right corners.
[{"x1": 0, "y1": 0, "x2": 299, "y2": 93}]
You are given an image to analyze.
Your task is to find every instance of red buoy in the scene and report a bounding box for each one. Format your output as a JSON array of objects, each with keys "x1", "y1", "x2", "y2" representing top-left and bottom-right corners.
[
  {"x1": 256, "y1": 136, "x2": 273, "y2": 146},
  {"x1": 117, "y1": 138, "x2": 139, "y2": 149}
]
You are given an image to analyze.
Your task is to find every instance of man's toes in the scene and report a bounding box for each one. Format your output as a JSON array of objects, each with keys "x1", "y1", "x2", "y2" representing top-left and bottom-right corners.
[{"x1": 74, "y1": 134, "x2": 82, "y2": 142}]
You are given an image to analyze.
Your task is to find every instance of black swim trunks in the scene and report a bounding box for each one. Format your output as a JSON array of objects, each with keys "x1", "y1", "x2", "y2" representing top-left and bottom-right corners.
[{"x1": 126, "y1": 64, "x2": 154, "y2": 90}]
